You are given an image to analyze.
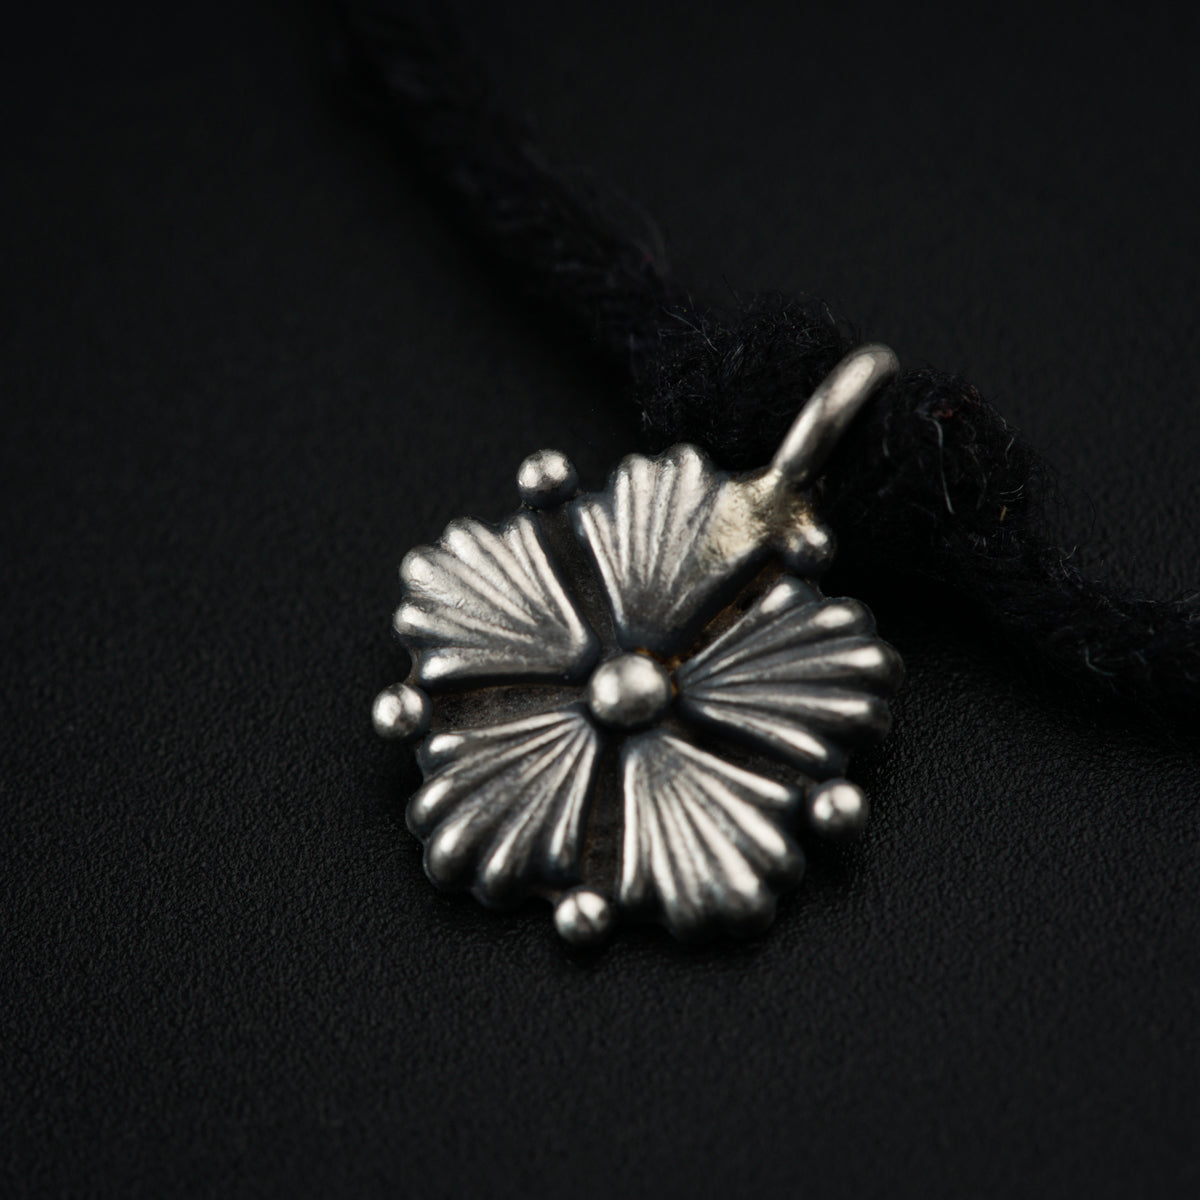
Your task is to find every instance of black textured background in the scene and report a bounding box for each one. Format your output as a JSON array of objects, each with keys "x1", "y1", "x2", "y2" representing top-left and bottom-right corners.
[{"x1": 3, "y1": 2, "x2": 1198, "y2": 1196}]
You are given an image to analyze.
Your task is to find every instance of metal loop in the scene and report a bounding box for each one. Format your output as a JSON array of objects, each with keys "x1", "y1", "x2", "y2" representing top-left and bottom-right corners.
[{"x1": 769, "y1": 343, "x2": 899, "y2": 489}]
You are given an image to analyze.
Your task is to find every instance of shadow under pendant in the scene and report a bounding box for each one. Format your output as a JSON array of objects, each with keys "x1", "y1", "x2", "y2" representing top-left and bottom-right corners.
[{"x1": 373, "y1": 345, "x2": 904, "y2": 944}]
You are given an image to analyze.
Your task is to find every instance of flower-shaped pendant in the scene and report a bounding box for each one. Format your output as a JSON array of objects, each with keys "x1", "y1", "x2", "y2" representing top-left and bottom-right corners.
[{"x1": 374, "y1": 345, "x2": 904, "y2": 944}]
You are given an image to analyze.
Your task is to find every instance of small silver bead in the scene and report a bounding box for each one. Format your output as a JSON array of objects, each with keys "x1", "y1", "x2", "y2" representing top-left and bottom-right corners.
[
  {"x1": 371, "y1": 683, "x2": 432, "y2": 742},
  {"x1": 807, "y1": 778, "x2": 869, "y2": 838},
  {"x1": 586, "y1": 652, "x2": 673, "y2": 729},
  {"x1": 517, "y1": 449, "x2": 578, "y2": 508},
  {"x1": 554, "y1": 887, "x2": 614, "y2": 946},
  {"x1": 778, "y1": 519, "x2": 836, "y2": 577}
]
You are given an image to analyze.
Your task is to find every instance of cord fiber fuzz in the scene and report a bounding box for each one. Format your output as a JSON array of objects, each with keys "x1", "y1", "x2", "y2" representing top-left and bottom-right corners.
[{"x1": 338, "y1": 1, "x2": 1200, "y2": 723}]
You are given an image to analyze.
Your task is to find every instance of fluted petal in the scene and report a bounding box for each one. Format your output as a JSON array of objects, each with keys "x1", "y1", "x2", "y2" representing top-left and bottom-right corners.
[
  {"x1": 619, "y1": 730, "x2": 804, "y2": 940},
  {"x1": 395, "y1": 512, "x2": 599, "y2": 687},
  {"x1": 409, "y1": 706, "x2": 602, "y2": 906},
  {"x1": 676, "y1": 576, "x2": 903, "y2": 775},
  {"x1": 570, "y1": 445, "x2": 769, "y2": 655}
]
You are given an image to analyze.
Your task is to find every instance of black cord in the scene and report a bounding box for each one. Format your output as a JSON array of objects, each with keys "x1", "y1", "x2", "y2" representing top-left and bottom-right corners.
[{"x1": 336, "y1": 1, "x2": 1200, "y2": 722}]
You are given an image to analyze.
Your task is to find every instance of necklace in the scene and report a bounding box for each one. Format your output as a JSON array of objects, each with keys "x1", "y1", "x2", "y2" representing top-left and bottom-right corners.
[{"x1": 343, "y1": 2, "x2": 1200, "y2": 945}]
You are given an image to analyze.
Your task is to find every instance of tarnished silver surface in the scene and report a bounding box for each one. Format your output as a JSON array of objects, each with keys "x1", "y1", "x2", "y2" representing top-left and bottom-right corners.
[
  {"x1": 619, "y1": 731, "x2": 805, "y2": 940},
  {"x1": 676, "y1": 576, "x2": 903, "y2": 775},
  {"x1": 553, "y1": 886, "x2": 615, "y2": 946},
  {"x1": 409, "y1": 706, "x2": 601, "y2": 905},
  {"x1": 586, "y1": 653, "x2": 673, "y2": 729},
  {"x1": 570, "y1": 443, "x2": 763, "y2": 657},
  {"x1": 517, "y1": 448, "x2": 579, "y2": 508},
  {"x1": 376, "y1": 344, "x2": 904, "y2": 943},
  {"x1": 806, "y1": 778, "x2": 870, "y2": 839},
  {"x1": 371, "y1": 682, "x2": 432, "y2": 741},
  {"x1": 394, "y1": 512, "x2": 599, "y2": 687}
]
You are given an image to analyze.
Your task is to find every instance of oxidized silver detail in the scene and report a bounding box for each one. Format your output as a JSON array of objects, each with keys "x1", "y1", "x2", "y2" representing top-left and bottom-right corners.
[
  {"x1": 676, "y1": 576, "x2": 903, "y2": 775},
  {"x1": 377, "y1": 344, "x2": 904, "y2": 943},
  {"x1": 586, "y1": 652, "x2": 673, "y2": 729},
  {"x1": 517, "y1": 448, "x2": 579, "y2": 508},
  {"x1": 394, "y1": 512, "x2": 599, "y2": 687},
  {"x1": 409, "y1": 706, "x2": 602, "y2": 905},
  {"x1": 570, "y1": 444, "x2": 757, "y2": 656},
  {"x1": 371, "y1": 682, "x2": 432, "y2": 742},
  {"x1": 553, "y1": 887, "x2": 615, "y2": 946},
  {"x1": 570, "y1": 344, "x2": 899, "y2": 657},
  {"x1": 619, "y1": 731, "x2": 804, "y2": 940},
  {"x1": 806, "y1": 778, "x2": 870, "y2": 839}
]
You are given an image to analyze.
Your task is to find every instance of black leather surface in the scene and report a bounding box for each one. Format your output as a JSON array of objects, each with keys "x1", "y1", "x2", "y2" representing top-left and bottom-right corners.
[{"x1": 3, "y1": 2, "x2": 1198, "y2": 1196}]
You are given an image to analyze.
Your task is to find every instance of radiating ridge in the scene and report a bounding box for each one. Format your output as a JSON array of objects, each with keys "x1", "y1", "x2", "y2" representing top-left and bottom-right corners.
[
  {"x1": 395, "y1": 512, "x2": 598, "y2": 687},
  {"x1": 409, "y1": 706, "x2": 602, "y2": 906},
  {"x1": 570, "y1": 445, "x2": 768, "y2": 655},
  {"x1": 677, "y1": 576, "x2": 902, "y2": 774},
  {"x1": 619, "y1": 730, "x2": 804, "y2": 939}
]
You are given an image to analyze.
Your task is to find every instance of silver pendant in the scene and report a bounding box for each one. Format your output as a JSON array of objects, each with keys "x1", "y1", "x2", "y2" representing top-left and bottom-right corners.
[{"x1": 373, "y1": 344, "x2": 904, "y2": 944}]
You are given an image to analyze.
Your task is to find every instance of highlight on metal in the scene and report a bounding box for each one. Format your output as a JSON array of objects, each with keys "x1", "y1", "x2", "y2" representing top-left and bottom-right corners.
[{"x1": 374, "y1": 345, "x2": 903, "y2": 944}]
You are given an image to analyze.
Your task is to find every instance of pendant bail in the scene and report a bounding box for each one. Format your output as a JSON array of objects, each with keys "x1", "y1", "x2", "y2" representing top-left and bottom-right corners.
[{"x1": 768, "y1": 344, "x2": 899, "y2": 490}]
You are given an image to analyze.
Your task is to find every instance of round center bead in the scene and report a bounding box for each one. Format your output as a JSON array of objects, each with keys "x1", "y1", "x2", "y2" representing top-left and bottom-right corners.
[{"x1": 586, "y1": 653, "x2": 673, "y2": 729}]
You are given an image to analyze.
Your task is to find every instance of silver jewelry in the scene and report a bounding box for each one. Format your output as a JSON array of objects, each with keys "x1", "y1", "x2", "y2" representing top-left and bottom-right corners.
[{"x1": 374, "y1": 344, "x2": 904, "y2": 943}]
